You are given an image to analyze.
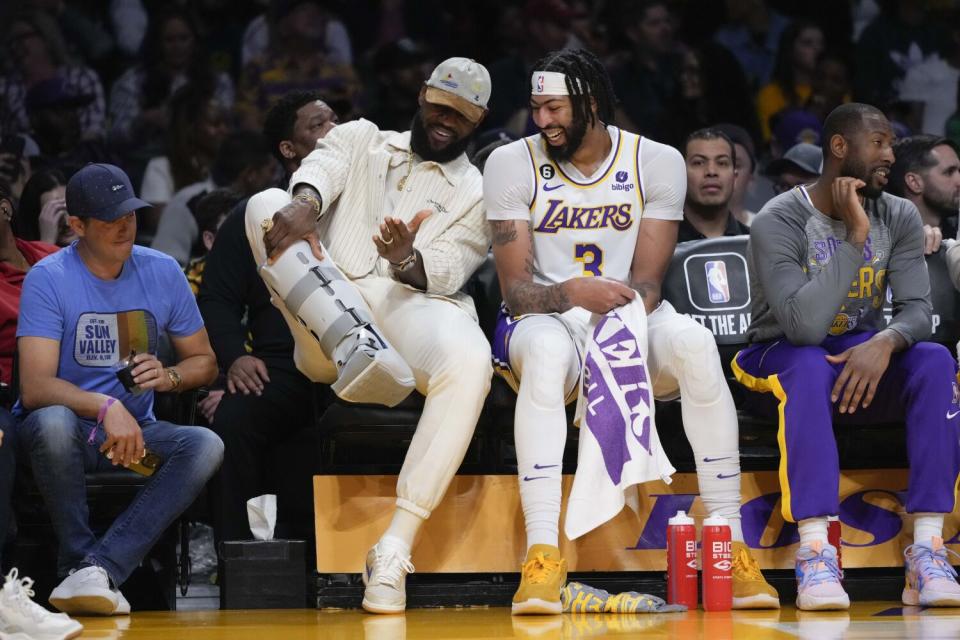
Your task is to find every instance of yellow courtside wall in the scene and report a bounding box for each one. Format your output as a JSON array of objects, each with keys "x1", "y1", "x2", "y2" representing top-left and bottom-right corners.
[{"x1": 314, "y1": 471, "x2": 956, "y2": 573}]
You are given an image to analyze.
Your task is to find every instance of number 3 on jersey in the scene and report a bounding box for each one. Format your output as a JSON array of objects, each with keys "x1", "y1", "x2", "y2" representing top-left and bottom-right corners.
[{"x1": 574, "y1": 243, "x2": 603, "y2": 277}]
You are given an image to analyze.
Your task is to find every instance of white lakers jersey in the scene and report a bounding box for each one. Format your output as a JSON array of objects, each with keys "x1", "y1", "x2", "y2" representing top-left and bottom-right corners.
[{"x1": 523, "y1": 127, "x2": 644, "y2": 285}]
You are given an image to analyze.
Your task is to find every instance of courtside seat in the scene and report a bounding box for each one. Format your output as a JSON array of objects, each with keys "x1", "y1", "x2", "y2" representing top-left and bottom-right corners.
[{"x1": 12, "y1": 389, "x2": 199, "y2": 610}]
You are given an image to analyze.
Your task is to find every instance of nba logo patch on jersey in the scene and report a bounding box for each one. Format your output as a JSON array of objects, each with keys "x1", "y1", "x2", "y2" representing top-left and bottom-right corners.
[{"x1": 705, "y1": 260, "x2": 730, "y2": 303}]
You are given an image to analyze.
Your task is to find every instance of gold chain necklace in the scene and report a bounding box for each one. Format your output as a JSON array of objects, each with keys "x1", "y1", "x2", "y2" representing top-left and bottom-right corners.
[{"x1": 396, "y1": 149, "x2": 414, "y2": 192}]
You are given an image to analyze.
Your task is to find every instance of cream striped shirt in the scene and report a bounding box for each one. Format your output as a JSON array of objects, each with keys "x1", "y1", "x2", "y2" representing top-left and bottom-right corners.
[{"x1": 289, "y1": 119, "x2": 490, "y2": 311}]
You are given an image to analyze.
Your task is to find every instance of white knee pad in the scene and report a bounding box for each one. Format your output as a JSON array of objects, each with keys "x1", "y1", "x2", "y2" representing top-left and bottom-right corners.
[
  {"x1": 513, "y1": 324, "x2": 579, "y2": 409},
  {"x1": 260, "y1": 244, "x2": 415, "y2": 407},
  {"x1": 670, "y1": 325, "x2": 725, "y2": 406}
]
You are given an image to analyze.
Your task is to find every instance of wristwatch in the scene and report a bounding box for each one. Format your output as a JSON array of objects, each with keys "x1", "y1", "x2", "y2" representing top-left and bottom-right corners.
[
  {"x1": 165, "y1": 367, "x2": 183, "y2": 392},
  {"x1": 389, "y1": 251, "x2": 418, "y2": 273}
]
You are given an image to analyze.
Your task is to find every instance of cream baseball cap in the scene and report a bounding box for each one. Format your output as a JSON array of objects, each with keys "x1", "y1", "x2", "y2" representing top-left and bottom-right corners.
[{"x1": 424, "y1": 57, "x2": 491, "y2": 124}]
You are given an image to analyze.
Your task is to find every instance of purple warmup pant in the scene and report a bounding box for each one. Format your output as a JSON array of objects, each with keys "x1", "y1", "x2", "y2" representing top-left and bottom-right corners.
[{"x1": 733, "y1": 331, "x2": 960, "y2": 523}]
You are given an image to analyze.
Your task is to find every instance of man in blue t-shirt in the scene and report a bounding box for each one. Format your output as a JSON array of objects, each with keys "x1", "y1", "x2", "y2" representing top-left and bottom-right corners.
[{"x1": 15, "y1": 164, "x2": 223, "y2": 616}]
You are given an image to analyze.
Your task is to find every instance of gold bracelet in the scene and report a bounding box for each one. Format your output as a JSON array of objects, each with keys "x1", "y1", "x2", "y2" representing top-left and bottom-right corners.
[{"x1": 293, "y1": 192, "x2": 322, "y2": 219}]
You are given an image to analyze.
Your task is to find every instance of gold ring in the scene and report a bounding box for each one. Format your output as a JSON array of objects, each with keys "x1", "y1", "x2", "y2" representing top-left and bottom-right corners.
[
  {"x1": 261, "y1": 218, "x2": 274, "y2": 233},
  {"x1": 382, "y1": 235, "x2": 394, "y2": 245}
]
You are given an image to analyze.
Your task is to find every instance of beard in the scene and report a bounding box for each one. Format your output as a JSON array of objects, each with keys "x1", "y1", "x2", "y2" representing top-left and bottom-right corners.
[
  {"x1": 839, "y1": 156, "x2": 884, "y2": 199},
  {"x1": 922, "y1": 187, "x2": 960, "y2": 219},
  {"x1": 409, "y1": 111, "x2": 472, "y2": 163},
  {"x1": 542, "y1": 117, "x2": 588, "y2": 164}
]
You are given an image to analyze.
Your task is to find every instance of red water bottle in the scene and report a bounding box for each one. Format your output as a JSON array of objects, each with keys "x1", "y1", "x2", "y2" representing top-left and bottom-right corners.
[
  {"x1": 827, "y1": 515, "x2": 842, "y2": 571},
  {"x1": 702, "y1": 513, "x2": 732, "y2": 611},
  {"x1": 667, "y1": 510, "x2": 698, "y2": 608}
]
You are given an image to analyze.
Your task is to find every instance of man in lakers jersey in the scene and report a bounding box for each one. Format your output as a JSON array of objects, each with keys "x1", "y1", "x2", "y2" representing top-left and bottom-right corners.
[
  {"x1": 482, "y1": 49, "x2": 778, "y2": 614},
  {"x1": 734, "y1": 103, "x2": 960, "y2": 611}
]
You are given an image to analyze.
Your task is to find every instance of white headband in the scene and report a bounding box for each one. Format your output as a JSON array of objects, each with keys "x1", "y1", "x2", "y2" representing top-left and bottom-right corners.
[{"x1": 531, "y1": 71, "x2": 570, "y2": 96}]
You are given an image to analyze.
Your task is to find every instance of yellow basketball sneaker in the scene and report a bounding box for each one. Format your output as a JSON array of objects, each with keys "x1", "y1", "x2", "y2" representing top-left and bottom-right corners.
[
  {"x1": 731, "y1": 541, "x2": 780, "y2": 609},
  {"x1": 512, "y1": 544, "x2": 567, "y2": 615}
]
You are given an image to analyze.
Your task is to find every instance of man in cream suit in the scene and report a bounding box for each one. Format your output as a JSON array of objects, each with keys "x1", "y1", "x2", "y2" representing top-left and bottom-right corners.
[{"x1": 245, "y1": 58, "x2": 493, "y2": 614}]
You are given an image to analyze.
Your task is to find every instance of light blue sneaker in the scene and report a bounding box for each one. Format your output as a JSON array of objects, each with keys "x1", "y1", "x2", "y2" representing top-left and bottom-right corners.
[
  {"x1": 795, "y1": 541, "x2": 849, "y2": 611},
  {"x1": 902, "y1": 537, "x2": 960, "y2": 607}
]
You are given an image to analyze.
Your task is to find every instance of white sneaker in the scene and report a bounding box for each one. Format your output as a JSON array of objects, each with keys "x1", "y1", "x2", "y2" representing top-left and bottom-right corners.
[
  {"x1": 362, "y1": 543, "x2": 414, "y2": 614},
  {"x1": 48, "y1": 566, "x2": 128, "y2": 616},
  {"x1": 0, "y1": 568, "x2": 83, "y2": 640}
]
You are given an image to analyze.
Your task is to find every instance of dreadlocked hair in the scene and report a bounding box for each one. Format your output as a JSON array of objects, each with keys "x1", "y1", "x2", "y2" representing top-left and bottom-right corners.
[{"x1": 532, "y1": 49, "x2": 617, "y2": 127}]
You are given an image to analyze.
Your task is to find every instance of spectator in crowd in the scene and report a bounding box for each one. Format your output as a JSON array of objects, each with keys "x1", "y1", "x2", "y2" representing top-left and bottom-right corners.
[
  {"x1": 30, "y1": 0, "x2": 131, "y2": 71},
  {"x1": 25, "y1": 76, "x2": 117, "y2": 177},
  {"x1": 201, "y1": 93, "x2": 339, "y2": 543},
  {"x1": 756, "y1": 21, "x2": 825, "y2": 141},
  {"x1": 486, "y1": 0, "x2": 577, "y2": 134},
  {"x1": 764, "y1": 142, "x2": 823, "y2": 197},
  {"x1": 608, "y1": 0, "x2": 681, "y2": 135},
  {"x1": 241, "y1": 0, "x2": 353, "y2": 69},
  {"x1": 151, "y1": 131, "x2": 277, "y2": 265},
  {"x1": 0, "y1": 182, "x2": 59, "y2": 390},
  {"x1": 713, "y1": 0, "x2": 791, "y2": 88},
  {"x1": 715, "y1": 123, "x2": 759, "y2": 226},
  {"x1": 14, "y1": 169, "x2": 76, "y2": 247},
  {"x1": 15, "y1": 163, "x2": 222, "y2": 615},
  {"x1": 0, "y1": 184, "x2": 59, "y2": 606},
  {"x1": 261, "y1": 91, "x2": 338, "y2": 186},
  {"x1": 108, "y1": 8, "x2": 235, "y2": 156},
  {"x1": 899, "y1": 15, "x2": 960, "y2": 137},
  {"x1": 153, "y1": 131, "x2": 278, "y2": 266},
  {"x1": 246, "y1": 57, "x2": 493, "y2": 613},
  {"x1": 0, "y1": 136, "x2": 32, "y2": 205},
  {"x1": 770, "y1": 109, "x2": 822, "y2": 160},
  {"x1": 855, "y1": 1, "x2": 942, "y2": 108},
  {"x1": 805, "y1": 50, "x2": 853, "y2": 126},
  {"x1": 889, "y1": 135, "x2": 960, "y2": 253},
  {"x1": 679, "y1": 128, "x2": 749, "y2": 242},
  {"x1": 0, "y1": 9, "x2": 106, "y2": 141},
  {"x1": 235, "y1": 0, "x2": 361, "y2": 130},
  {"x1": 184, "y1": 188, "x2": 244, "y2": 298},
  {"x1": 734, "y1": 103, "x2": 960, "y2": 611},
  {"x1": 366, "y1": 39, "x2": 434, "y2": 133},
  {"x1": 657, "y1": 43, "x2": 760, "y2": 150},
  {"x1": 140, "y1": 85, "x2": 232, "y2": 233}
]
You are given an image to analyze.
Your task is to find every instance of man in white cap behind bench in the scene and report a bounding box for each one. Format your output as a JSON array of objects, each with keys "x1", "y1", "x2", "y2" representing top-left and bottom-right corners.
[{"x1": 244, "y1": 58, "x2": 494, "y2": 613}]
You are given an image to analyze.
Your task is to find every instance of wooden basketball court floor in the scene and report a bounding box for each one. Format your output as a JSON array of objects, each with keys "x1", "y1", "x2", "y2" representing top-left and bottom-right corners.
[{"x1": 71, "y1": 603, "x2": 960, "y2": 639}]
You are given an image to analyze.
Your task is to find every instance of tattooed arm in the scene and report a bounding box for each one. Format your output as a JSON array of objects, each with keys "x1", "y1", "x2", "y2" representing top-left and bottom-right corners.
[
  {"x1": 490, "y1": 220, "x2": 572, "y2": 314},
  {"x1": 630, "y1": 218, "x2": 679, "y2": 315},
  {"x1": 490, "y1": 220, "x2": 637, "y2": 315}
]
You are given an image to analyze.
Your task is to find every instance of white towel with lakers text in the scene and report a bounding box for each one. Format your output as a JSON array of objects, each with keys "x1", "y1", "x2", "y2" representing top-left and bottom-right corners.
[{"x1": 565, "y1": 298, "x2": 675, "y2": 540}]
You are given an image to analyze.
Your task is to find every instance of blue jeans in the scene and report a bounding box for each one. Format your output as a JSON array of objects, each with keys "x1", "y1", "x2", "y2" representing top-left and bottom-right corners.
[{"x1": 16, "y1": 405, "x2": 224, "y2": 585}]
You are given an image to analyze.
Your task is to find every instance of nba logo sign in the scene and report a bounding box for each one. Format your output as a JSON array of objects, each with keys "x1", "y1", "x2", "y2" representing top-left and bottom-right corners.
[
  {"x1": 536, "y1": 74, "x2": 545, "y2": 93},
  {"x1": 705, "y1": 260, "x2": 730, "y2": 303}
]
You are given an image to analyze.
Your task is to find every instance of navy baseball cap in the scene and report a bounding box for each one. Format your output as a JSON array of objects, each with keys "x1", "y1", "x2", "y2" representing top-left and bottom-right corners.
[{"x1": 66, "y1": 163, "x2": 151, "y2": 221}]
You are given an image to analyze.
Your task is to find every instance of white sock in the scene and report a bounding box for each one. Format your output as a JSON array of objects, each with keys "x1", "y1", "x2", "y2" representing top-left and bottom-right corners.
[
  {"x1": 511, "y1": 319, "x2": 579, "y2": 553},
  {"x1": 380, "y1": 507, "x2": 423, "y2": 556},
  {"x1": 913, "y1": 513, "x2": 944, "y2": 547},
  {"x1": 798, "y1": 517, "x2": 830, "y2": 547},
  {"x1": 692, "y1": 450, "x2": 743, "y2": 542}
]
